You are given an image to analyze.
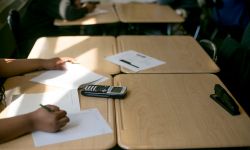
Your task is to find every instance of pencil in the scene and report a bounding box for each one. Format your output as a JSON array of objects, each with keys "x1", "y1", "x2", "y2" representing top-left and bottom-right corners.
[
  {"x1": 64, "y1": 60, "x2": 80, "y2": 64},
  {"x1": 40, "y1": 104, "x2": 53, "y2": 112}
]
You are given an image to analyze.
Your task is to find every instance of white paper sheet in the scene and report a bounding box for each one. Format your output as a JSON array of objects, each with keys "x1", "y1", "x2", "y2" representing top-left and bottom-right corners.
[
  {"x1": 86, "y1": 8, "x2": 108, "y2": 17},
  {"x1": 5, "y1": 89, "x2": 80, "y2": 117},
  {"x1": 105, "y1": 50, "x2": 165, "y2": 72},
  {"x1": 32, "y1": 108, "x2": 112, "y2": 147},
  {"x1": 30, "y1": 63, "x2": 108, "y2": 89}
]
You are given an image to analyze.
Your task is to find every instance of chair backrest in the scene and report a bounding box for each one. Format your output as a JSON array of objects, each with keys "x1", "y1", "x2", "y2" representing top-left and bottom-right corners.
[
  {"x1": 199, "y1": 39, "x2": 217, "y2": 62},
  {"x1": 217, "y1": 36, "x2": 250, "y2": 115},
  {"x1": 7, "y1": 9, "x2": 21, "y2": 57},
  {"x1": 7, "y1": 9, "x2": 21, "y2": 40},
  {"x1": 241, "y1": 23, "x2": 250, "y2": 48}
]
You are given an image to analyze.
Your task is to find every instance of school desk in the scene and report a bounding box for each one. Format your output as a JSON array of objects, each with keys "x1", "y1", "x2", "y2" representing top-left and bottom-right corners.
[
  {"x1": 115, "y1": 3, "x2": 184, "y2": 23},
  {"x1": 117, "y1": 35, "x2": 220, "y2": 73},
  {"x1": 114, "y1": 73, "x2": 250, "y2": 149}
]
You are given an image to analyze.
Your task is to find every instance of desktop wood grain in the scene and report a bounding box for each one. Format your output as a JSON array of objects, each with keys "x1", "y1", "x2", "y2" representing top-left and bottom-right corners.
[
  {"x1": 115, "y1": 3, "x2": 184, "y2": 23},
  {"x1": 28, "y1": 36, "x2": 120, "y2": 75},
  {"x1": 114, "y1": 74, "x2": 250, "y2": 149},
  {"x1": 117, "y1": 35, "x2": 220, "y2": 73}
]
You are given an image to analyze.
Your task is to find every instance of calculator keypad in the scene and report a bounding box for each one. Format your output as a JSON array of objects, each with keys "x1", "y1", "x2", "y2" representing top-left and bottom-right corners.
[{"x1": 84, "y1": 85, "x2": 109, "y2": 93}]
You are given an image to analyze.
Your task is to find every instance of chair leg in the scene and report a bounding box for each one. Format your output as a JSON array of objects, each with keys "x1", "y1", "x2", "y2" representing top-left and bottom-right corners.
[{"x1": 194, "y1": 25, "x2": 201, "y2": 39}]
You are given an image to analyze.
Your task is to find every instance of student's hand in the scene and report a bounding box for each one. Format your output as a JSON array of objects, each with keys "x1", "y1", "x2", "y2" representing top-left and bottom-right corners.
[
  {"x1": 42, "y1": 57, "x2": 77, "y2": 70},
  {"x1": 84, "y1": 3, "x2": 97, "y2": 13},
  {"x1": 74, "y1": 0, "x2": 82, "y2": 8},
  {"x1": 30, "y1": 105, "x2": 70, "y2": 132}
]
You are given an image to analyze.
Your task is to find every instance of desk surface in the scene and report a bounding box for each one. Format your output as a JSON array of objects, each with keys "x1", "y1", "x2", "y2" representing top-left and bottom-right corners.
[
  {"x1": 117, "y1": 35, "x2": 220, "y2": 73},
  {"x1": 114, "y1": 74, "x2": 250, "y2": 149},
  {"x1": 0, "y1": 73, "x2": 116, "y2": 149},
  {"x1": 115, "y1": 3, "x2": 184, "y2": 23},
  {"x1": 28, "y1": 36, "x2": 120, "y2": 75},
  {"x1": 54, "y1": 4, "x2": 119, "y2": 26}
]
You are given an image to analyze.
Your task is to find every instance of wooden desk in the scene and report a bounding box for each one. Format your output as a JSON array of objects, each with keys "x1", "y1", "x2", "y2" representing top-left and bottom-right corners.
[
  {"x1": 115, "y1": 3, "x2": 184, "y2": 23},
  {"x1": 114, "y1": 74, "x2": 250, "y2": 149},
  {"x1": 54, "y1": 4, "x2": 119, "y2": 26},
  {"x1": 0, "y1": 73, "x2": 116, "y2": 149},
  {"x1": 117, "y1": 35, "x2": 220, "y2": 73},
  {"x1": 28, "y1": 36, "x2": 120, "y2": 75}
]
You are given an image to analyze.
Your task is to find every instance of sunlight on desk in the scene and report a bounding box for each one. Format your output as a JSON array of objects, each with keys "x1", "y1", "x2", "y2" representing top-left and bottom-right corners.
[
  {"x1": 54, "y1": 36, "x2": 91, "y2": 53},
  {"x1": 29, "y1": 36, "x2": 90, "y2": 56},
  {"x1": 29, "y1": 37, "x2": 100, "y2": 71},
  {"x1": 3, "y1": 90, "x2": 77, "y2": 118},
  {"x1": 28, "y1": 36, "x2": 120, "y2": 75},
  {"x1": 1, "y1": 76, "x2": 61, "y2": 109},
  {"x1": 75, "y1": 48, "x2": 99, "y2": 71},
  {"x1": 30, "y1": 63, "x2": 107, "y2": 89},
  {"x1": 83, "y1": 18, "x2": 97, "y2": 24},
  {"x1": 55, "y1": 17, "x2": 97, "y2": 25}
]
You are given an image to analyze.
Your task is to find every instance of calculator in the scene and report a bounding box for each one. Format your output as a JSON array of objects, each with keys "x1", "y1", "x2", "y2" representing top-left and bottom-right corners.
[{"x1": 80, "y1": 85, "x2": 127, "y2": 99}]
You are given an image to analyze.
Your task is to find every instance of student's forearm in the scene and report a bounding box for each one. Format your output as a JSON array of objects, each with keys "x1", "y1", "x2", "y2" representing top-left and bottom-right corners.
[
  {"x1": 0, "y1": 59, "x2": 44, "y2": 77},
  {"x1": 0, "y1": 114, "x2": 34, "y2": 143}
]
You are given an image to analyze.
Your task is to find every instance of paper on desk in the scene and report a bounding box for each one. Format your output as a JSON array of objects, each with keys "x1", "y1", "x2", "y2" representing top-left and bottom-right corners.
[
  {"x1": 86, "y1": 8, "x2": 108, "y2": 17},
  {"x1": 30, "y1": 63, "x2": 108, "y2": 89},
  {"x1": 5, "y1": 89, "x2": 80, "y2": 117},
  {"x1": 32, "y1": 108, "x2": 112, "y2": 147},
  {"x1": 105, "y1": 50, "x2": 165, "y2": 72}
]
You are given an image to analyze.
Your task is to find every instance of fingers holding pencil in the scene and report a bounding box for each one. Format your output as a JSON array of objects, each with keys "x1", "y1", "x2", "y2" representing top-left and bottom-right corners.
[{"x1": 30, "y1": 104, "x2": 70, "y2": 132}]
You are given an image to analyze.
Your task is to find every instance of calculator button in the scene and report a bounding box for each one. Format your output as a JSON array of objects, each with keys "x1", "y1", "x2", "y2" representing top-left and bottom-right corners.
[
  {"x1": 91, "y1": 86, "x2": 96, "y2": 91},
  {"x1": 96, "y1": 86, "x2": 104, "y2": 91},
  {"x1": 102, "y1": 89, "x2": 108, "y2": 92},
  {"x1": 85, "y1": 86, "x2": 92, "y2": 91}
]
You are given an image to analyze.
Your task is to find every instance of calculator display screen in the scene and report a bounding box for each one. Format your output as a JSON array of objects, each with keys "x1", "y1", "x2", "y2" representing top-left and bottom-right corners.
[{"x1": 111, "y1": 87, "x2": 123, "y2": 93}]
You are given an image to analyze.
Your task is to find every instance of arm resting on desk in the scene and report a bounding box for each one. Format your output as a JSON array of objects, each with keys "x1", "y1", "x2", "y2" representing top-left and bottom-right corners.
[
  {"x1": 0, "y1": 57, "x2": 75, "y2": 78},
  {"x1": 59, "y1": 0, "x2": 96, "y2": 20}
]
